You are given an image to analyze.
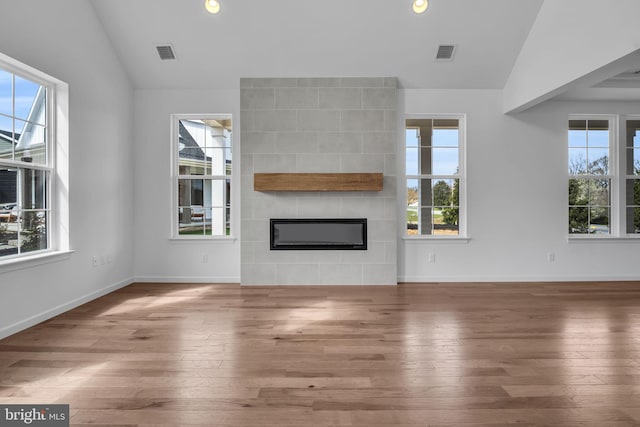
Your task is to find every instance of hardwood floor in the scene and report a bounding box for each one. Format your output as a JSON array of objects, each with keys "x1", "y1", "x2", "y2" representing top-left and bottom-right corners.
[{"x1": 1, "y1": 282, "x2": 640, "y2": 426}]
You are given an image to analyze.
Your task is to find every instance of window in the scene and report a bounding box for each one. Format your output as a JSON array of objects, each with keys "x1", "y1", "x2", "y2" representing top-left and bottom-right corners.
[
  {"x1": 568, "y1": 117, "x2": 612, "y2": 235},
  {"x1": 0, "y1": 65, "x2": 52, "y2": 259},
  {"x1": 405, "y1": 116, "x2": 465, "y2": 237},
  {"x1": 172, "y1": 115, "x2": 232, "y2": 237},
  {"x1": 625, "y1": 118, "x2": 640, "y2": 234}
]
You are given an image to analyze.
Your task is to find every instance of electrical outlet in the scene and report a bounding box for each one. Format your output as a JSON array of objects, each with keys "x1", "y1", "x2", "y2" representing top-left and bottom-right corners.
[
  {"x1": 428, "y1": 253, "x2": 436, "y2": 263},
  {"x1": 547, "y1": 251, "x2": 555, "y2": 262},
  {"x1": 92, "y1": 256, "x2": 98, "y2": 267}
]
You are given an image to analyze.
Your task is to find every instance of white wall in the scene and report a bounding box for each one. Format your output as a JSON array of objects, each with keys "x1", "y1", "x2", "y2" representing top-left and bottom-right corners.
[
  {"x1": 400, "y1": 89, "x2": 640, "y2": 282},
  {"x1": 503, "y1": 0, "x2": 640, "y2": 113},
  {"x1": 133, "y1": 89, "x2": 240, "y2": 282},
  {"x1": 0, "y1": 0, "x2": 134, "y2": 338}
]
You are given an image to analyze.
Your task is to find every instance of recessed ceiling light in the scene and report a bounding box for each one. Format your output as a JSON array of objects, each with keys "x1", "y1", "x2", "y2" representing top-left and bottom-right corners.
[
  {"x1": 412, "y1": 0, "x2": 428, "y2": 14},
  {"x1": 204, "y1": 0, "x2": 221, "y2": 14}
]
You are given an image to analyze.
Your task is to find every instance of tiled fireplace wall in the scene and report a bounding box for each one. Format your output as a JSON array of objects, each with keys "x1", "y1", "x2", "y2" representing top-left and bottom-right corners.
[{"x1": 240, "y1": 77, "x2": 397, "y2": 285}]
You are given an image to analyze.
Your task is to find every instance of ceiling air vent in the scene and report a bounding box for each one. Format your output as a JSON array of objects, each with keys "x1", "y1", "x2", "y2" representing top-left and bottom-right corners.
[
  {"x1": 435, "y1": 44, "x2": 456, "y2": 61},
  {"x1": 156, "y1": 45, "x2": 176, "y2": 61}
]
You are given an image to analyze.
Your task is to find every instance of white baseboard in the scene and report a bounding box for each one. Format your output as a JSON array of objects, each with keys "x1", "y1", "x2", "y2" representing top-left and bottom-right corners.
[
  {"x1": 0, "y1": 277, "x2": 134, "y2": 340},
  {"x1": 398, "y1": 274, "x2": 640, "y2": 283},
  {"x1": 134, "y1": 276, "x2": 240, "y2": 283}
]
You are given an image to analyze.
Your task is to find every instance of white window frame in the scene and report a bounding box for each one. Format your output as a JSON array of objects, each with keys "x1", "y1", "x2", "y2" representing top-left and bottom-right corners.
[
  {"x1": 621, "y1": 115, "x2": 640, "y2": 236},
  {"x1": 170, "y1": 113, "x2": 234, "y2": 240},
  {"x1": 0, "y1": 52, "x2": 69, "y2": 266},
  {"x1": 403, "y1": 113, "x2": 467, "y2": 240}
]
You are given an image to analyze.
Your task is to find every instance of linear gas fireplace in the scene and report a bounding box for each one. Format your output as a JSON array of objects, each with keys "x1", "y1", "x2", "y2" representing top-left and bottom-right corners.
[{"x1": 270, "y1": 218, "x2": 367, "y2": 250}]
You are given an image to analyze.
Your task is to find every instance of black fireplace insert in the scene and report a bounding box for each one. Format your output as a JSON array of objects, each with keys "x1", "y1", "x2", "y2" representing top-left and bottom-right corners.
[{"x1": 270, "y1": 218, "x2": 367, "y2": 250}]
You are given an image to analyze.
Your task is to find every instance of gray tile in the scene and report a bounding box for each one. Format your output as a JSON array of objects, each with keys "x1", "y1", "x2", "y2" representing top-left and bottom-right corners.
[
  {"x1": 242, "y1": 219, "x2": 270, "y2": 242},
  {"x1": 253, "y1": 78, "x2": 299, "y2": 88},
  {"x1": 363, "y1": 264, "x2": 397, "y2": 285},
  {"x1": 318, "y1": 264, "x2": 364, "y2": 285},
  {"x1": 297, "y1": 251, "x2": 341, "y2": 264},
  {"x1": 242, "y1": 132, "x2": 276, "y2": 154},
  {"x1": 240, "y1": 110, "x2": 254, "y2": 131},
  {"x1": 252, "y1": 110, "x2": 297, "y2": 132},
  {"x1": 341, "y1": 77, "x2": 385, "y2": 88},
  {"x1": 241, "y1": 241, "x2": 255, "y2": 264},
  {"x1": 368, "y1": 219, "x2": 397, "y2": 241},
  {"x1": 340, "y1": 153, "x2": 385, "y2": 173},
  {"x1": 319, "y1": 88, "x2": 362, "y2": 109},
  {"x1": 384, "y1": 153, "x2": 396, "y2": 175},
  {"x1": 384, "y1": 241, "x2": 397, "y2": 264},
  {"x1": 385, "y1": 110, "x2": 398, "y2": 131},
  {"x1": 362, "y1": 132, "x2": 395, "y2": 153},
  {"x1": 253, "y1": 154, "x2": 297, "y2": 173},
  {"x1": 255, "y1": 244, "x2": 296, "y2": 263},
  {"x1": 341, "y1": 241, "x2": 385, "y2": 264},
  {"x1": 241, "y1": 154, "x2": 254, "y2": 176},
  {"x1": 240, "y1": 78, "x2": 254, "y2": 88},
  {"x1": 297, "y1": 78, "x2": 341, "y2": 88},
  {"x1": 298, "y1": 110, "x2": 341, "y2": 131},
  {"x1": 341, "y1": 110, "x2": 385, "y2": 132},
  {"x1": 241, "y1": 88, "x2": 276, "y2": 109},
  {"x1": 252, "y1": 193, "x2": 298, "y2": 218},
  {"x1": 241, "y1": 263, "x2": 276, "y2": 285},
  {"x1": 318, "y1": 133, "x2": 362, "y2": 154},
  {"x1": 384, "y1": 77, "x2": 397, "y2": 88},
  {"x1": 275, "y1": 132, "x2": 318, "y2": 154},
  {"x1": 297, "y1": 196, "x2": 342, "y2": 217},
  {"x1": 341, "y1": 197, "x2": 385, "y2": 219},
  {"x1": 276, "y1": 264, "x2": 319, "y2": 285},
  {"x1": 362, "y1": 88, "x2": 397, "y2": 109},
  {"x1": 297, "y1": 153, "x2": 341, "y2": 173},
  {"x1": 276, "y1": 87, "x2": 318, "y2": 109}
]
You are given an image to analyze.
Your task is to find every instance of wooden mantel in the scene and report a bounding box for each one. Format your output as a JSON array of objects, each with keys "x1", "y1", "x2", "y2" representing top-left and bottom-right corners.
[{"x1": 254, "y1": 173, "x2": 383, "y2": 192}]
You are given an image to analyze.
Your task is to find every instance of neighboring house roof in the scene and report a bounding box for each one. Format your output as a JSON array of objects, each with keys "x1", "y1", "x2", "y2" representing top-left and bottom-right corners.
[{"x1": 178, "y1": 121, "x2": 210, "y2": 161}]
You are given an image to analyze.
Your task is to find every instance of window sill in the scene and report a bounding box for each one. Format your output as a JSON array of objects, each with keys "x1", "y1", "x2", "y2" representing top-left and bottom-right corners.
[
  {"x1": 567, "y1": 236, "x2": 640, "y2": 243},
  {"x1": 0, "y1": 250, "x2": 74, "y2": 274},
  {"x1": 169, "y1": 236, "x2": 237, "y2": 242},
  {"x1": 402, "y1": 236, "x2": 470, "y2": 244}
]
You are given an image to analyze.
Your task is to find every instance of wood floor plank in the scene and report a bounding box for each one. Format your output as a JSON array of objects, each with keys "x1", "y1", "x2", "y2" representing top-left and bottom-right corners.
[{"x1": 0, "y1": 281, "x2": 640, "y2": 426}]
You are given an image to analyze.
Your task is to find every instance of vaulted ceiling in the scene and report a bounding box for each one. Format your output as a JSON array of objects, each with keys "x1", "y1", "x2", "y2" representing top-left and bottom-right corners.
[{"x1": 90, "y1": 0, "x2": 544, "y2": 90}]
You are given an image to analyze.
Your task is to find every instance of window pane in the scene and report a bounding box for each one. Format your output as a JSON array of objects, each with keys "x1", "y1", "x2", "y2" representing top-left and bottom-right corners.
[
  {"x1": 626, "y1": 179, "x2": 640, "y2": 206},
  {"x1": 587, "y1": 129, "x2": 609, "y2": 148},
  {"x1": 0, "y1": 115, "x2": 13, "y2": 160},
  {"x1": 179, "y1": 148, "x2": 207, "y2": 175},
  {"x1": 420, "y1": 178, "x2": 432, "y2": 207},
  {"x1": 432, "y1": 179, "x2": 453, "y2": 206},
  {"x1": 569, "y1": 206, "x2": 588, "y2": 234},
  {"x1": 420, "y1": 207, "x2": 433, "y2": 235},
  {"x1": 568, "y1": 178, "x2": 588, "y2": 206},
  {"x1": 178, "y1": 179, "x2": 204, "y2": 207},
  {"x1": 0, "y1": 212, "x2": 18, "y2": 257},
  {"x1": 587, "y1": 147, "x2": 608, "y2": 175},
  {"x1": 568, "y1": 129, "x2": 586, "y2": 148},
  {"x1": 589, "y1": 207, "x2": 609, "y2": 234},
  {"x1": 626, "y1": 207, "x2": 640, "y2": 234},
  {"x1": 569, "y1": 148, "x2": 587, "y2": 174},
  {"x1": 405, "y1": 128, "x2": 419, "y2": 147},
  {"x1": 588, "y1": 179, "x2": 610, "y2": 206},
  {"x1": 206, "y1": 148, "x2": 229, "y2": 175},
  {"x1": 626, "y1": 120, "x2": 640, "y2": 148},
  {"x1": 432, "y1": 128, "x2": 458, "y2": 147},
  {"x1": 0, "y1": 168, "x2": 17, "y2": 204},
  {"x1": 14, "y1": 76, "x2": 41, "y2": 122},
  {"x1": 432, "y1": 148, "x2": 459, "y2": 175},
  {"x1": 407, "y1": 179, "x2": 418, "y2": 234},
  {"x1": 434, "y1": 207, "x2": 459, "y2": 236},
  {"x1": 20, "y1": 210, "x2": 47, "y2": 253},
  {"x1": 0, "y1": 70, "x2": 11, "y2": 117},
  {"x1": 21, "y1": 169, "x2": 47, "y2": 209},
  {"x1": 16, "y1": 122, "x2": 46, "y2": 165},
  {"x1": 406, "y1": 147, "x2": 418, "y2": 175},
  {"x1": 627, "y1": 148, "x2": 640, "y2": 175},
  {"x1": 208, "y1": 179, "x2": 225, "y2": 208}
]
